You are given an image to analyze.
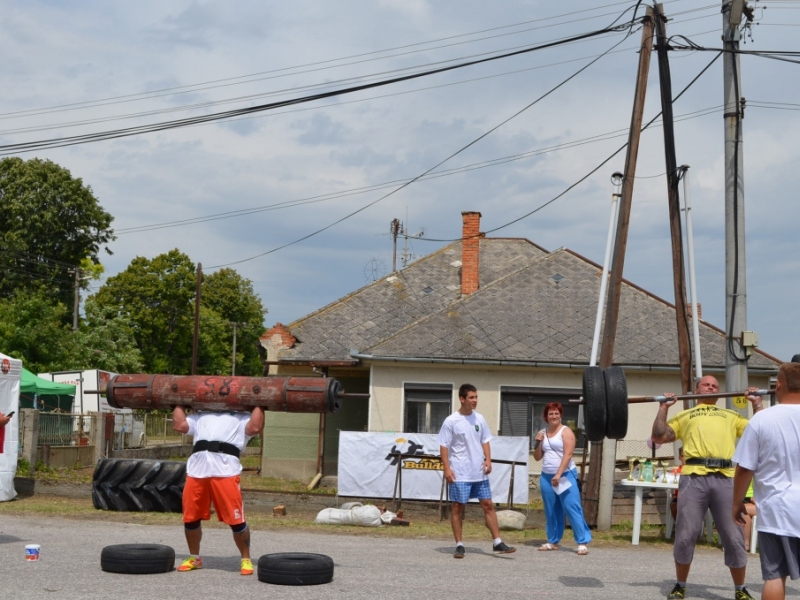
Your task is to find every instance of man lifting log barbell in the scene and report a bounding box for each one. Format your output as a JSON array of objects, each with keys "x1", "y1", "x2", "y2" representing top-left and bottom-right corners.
[{"x1": 651, "y1": 375, "x2": 763, "y2": 600}]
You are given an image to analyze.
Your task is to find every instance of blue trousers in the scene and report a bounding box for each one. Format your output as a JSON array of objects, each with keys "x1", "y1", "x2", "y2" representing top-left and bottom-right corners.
[{"x1": 539, "y1": 468, "x2": 592, "y2": 545}]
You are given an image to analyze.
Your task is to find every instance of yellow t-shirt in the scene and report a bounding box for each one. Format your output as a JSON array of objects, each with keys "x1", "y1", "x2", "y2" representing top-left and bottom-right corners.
[{"x1": 667, "y1": 403, "x2": 748, "y2": 477}]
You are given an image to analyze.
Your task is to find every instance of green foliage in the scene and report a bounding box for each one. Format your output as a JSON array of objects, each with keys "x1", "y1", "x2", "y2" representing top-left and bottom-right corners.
[
  {"x1": 0, "y1": 157, "x2": 114, "y2": 314},
  {"x1": 90, "y1": 249, "x2": 196, "y2": 373},
  {"x1": 0, "y1": 288, "x2": 76, "y2": 372},
  {"x1": 90, "y1": 251, "x2": 267, "y2": 375},
  {"x1": 67, "y1": 299, "x2": 144, "y2": 372}
]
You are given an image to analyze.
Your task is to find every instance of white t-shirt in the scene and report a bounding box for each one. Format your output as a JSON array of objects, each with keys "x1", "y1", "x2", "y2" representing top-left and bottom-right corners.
[
  {"x1": 185, "y1": 412, "x2": 252, "y2": 478},
  {"x1": 732, "y1": 404, "x2": 800, "y2": 537},
  {"x1": 540, "y1": 425, "x2": 577, "y2": 474},
  {"x1": 436, "y1": 410, "x2": 492, "y2": 482}
]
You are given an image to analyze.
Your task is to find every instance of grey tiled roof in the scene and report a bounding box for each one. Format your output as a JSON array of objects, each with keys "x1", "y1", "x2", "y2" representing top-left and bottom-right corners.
[
  {"x1": 278, "y1": 239, "x2": 780, "y2": 371},
  {"x1": 279, "y1": 239, "x2": 548, "y2": 361}
]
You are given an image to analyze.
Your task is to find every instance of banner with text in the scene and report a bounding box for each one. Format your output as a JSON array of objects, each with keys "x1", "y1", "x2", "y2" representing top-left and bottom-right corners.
[{"x1": 338, "y1": 431, "x2": 529, "y2": 504}]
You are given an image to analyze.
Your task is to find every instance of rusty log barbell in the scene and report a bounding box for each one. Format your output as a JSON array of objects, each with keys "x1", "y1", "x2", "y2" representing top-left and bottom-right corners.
[
  {"x1": 103, "y1": 374, "x2": 366, "y2": 413},
  {"x1": 574, "y1": 367, "x2": 774, "y2": 442}
]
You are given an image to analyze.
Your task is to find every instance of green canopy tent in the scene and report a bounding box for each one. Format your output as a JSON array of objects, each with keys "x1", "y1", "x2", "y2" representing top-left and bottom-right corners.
[{"x1": 20, "y1": 368, "x2": 76, "y2": 412}]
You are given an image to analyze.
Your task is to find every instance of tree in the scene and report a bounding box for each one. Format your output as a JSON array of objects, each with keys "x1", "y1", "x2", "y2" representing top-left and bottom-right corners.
[
  {"x1": 0, "y1": 157, "x2": 115, "y2": 316},
  {"x1": 90, "y1": 251, "x2": 268, "y2": 375},
  {"x1": 202, "y1": 268, "x2": 267, "y2": 376},
  {"x1": 90, "y1": 250, "x2": 196, "y2": 373},
  {"x1": 0, "y1": 288, "x2": 76, "y2": 373},
  {"x1": 68, "y1": 299, "x2": 144, "y2": 373}
]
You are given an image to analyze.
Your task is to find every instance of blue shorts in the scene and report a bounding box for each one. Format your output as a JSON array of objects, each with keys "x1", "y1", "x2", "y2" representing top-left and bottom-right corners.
[{"x1": 449, "y1": 480, "x2": 492, "y2": 504}]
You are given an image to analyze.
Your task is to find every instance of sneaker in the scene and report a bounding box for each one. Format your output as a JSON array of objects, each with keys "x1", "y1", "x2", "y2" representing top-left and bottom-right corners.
[
  {"x1": 734, "y1": 588, "x2": 754, "y2": 600},
  {"x1": 492, "y1": 541, "x2": 516, "y2": 554},
  {"x1": 667, "y1": 583, "x2": 686, "y2": 599},
  {"x1": 453, "y1": 545, "x2": 465, "y2": 559},
  {"x1": 177, "y1": 556, "x2": 203, "y2": 572},
  {"x1": 240, "y1": 558, "x2": 253, "y2": 576}
]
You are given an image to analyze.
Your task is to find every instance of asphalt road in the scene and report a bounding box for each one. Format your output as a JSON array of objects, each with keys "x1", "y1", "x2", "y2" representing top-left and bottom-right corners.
[{"x1": 1, "y1": 515, "x2": 798, "y2": 600}]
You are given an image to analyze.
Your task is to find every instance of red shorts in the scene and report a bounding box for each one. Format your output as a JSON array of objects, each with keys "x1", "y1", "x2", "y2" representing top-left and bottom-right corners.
[{"x1": 182, "y1": 475, "x2": 245, "y2": 526}]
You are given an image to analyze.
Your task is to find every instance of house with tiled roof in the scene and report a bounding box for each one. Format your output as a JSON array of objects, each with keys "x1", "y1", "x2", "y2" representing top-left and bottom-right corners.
[{"x1": 259, "y1": 212, "x2": 781, "y2": 479}]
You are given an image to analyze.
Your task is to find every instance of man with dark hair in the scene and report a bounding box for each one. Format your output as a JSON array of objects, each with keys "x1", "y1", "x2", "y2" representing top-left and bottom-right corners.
[
  {"x1": 652, "y1": 375, "x2": 762, "y2": 600},
  {"x1": 437, "y1": 383, "x2": 515, "y2": 559},
  {"x1": 733, "y1": 363, "x2": 800, "y2": 600},
  {"x1": 173, "y1": 406, "x2": 264, "y2": 576}
]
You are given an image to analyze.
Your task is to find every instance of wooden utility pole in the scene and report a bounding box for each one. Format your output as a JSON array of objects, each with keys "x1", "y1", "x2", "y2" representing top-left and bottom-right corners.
[
  {"x1": 587, "y1": 7, "x2": 655, "y2": 528},
  {"x1": 191, "y1": 263, "x2": 202, "y2": 375},
  {"x1": 654, "y1": 3, "x2": 693, "y2": 396}
]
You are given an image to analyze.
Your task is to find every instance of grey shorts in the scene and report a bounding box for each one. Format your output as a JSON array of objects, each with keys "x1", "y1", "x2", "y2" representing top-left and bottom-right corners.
[
  {"x1": 758, "y1": 532, "x2": 800, "y2": 581},
  {"x1": 673, "y1": 473, "x2": 747, "y2": 568}
]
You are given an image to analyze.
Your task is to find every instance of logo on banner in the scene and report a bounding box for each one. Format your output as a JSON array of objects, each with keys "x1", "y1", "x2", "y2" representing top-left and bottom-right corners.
[
  {"x1": 384, "y1": 438, "x2": 442, "y2": 471},
  {"x1": 1, "y1": 358, "x2": 9, "y2": 374}
]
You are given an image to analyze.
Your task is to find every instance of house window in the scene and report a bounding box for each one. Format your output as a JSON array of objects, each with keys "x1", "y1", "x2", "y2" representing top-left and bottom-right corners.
[
  {"x1": 404, "y1": 383, "x2": 453, "y2": 434},
  {"x1": 500, "y1": 386, "x2": 585, "y2": 450}
]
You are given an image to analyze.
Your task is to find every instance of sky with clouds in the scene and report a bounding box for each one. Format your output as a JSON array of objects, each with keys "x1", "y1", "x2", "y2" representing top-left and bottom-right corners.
[{"x1": 2, "y1": 0, "x2": 799, "y2": 366}]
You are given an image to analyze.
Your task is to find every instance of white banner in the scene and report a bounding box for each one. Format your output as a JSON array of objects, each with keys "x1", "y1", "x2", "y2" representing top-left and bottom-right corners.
[
  {"x1": 0, "y1": 354, "x2": 21, "y2": 502},
  {"x1": 338, "y1": 431, "x2": 529, "y2": 504}
]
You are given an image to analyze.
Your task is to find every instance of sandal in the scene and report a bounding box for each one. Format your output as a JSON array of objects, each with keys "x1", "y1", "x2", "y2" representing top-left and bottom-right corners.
[
  {"x1": 577, "y1": 545, "x2": 589, "y2": 555},
  {"x1": 538, "y1": 543, "x2": 559, "y2": 551}
]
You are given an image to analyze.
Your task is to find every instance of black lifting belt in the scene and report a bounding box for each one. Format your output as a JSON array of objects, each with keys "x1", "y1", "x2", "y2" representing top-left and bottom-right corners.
[
  {"x1": 685, "y1": 458, "x2": 732, "y2": 469},
  {"x1": 192, "y1": 440, "x2": 240, "y2": 458}
]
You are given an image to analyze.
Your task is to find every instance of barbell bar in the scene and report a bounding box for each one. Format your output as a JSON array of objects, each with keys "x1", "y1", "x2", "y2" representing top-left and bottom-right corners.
[
  {"x1": 96, "y1": 374, "x2": 366, "y2": 413},
  {"x1": 574, "y1": 367, "x2": 773, "y2": 442}
]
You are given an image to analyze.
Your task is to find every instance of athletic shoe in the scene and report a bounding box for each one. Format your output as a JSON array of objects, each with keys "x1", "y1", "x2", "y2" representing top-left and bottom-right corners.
[
  {"x1": 667, "y1": 583, "x2": 686, "y2": 599},
  {"x1": 492, "y1": 541, "x2": 516, "y2": 554},
  {"x1": 734, "y1": 588, "x2": 754, "y2": 600},
  {"x1": 177, "y1": 556, "x2": 203, "y2": 572},
  {"x1": 240, "y1": 558, "x2": 254, "y2": 576},
  {"x1": 453, "y1": 545, "x2": 465, "y2": 559}
]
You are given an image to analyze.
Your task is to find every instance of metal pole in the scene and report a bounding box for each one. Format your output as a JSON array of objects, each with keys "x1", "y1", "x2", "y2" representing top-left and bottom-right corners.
[
  {"x1": 681, "y1": 167, "x2": 704, "y2": 382},
  {"x1": 723, "y1": 0, "x2": 749, "y2": 410}
]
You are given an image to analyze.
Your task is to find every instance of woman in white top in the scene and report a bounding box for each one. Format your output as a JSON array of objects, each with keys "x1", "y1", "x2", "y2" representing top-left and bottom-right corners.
[{"x1": 533, "y1": 402, "x2": 592, "y2": 554}]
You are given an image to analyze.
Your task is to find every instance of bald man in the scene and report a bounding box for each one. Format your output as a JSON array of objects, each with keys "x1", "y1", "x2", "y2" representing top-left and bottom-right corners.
[{"x1": 652, "y1": 375, "x2": 763, "y2": 600}]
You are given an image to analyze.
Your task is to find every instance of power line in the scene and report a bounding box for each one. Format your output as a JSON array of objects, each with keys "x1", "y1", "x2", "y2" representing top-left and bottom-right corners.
[{"x1": 208, "y1": 17, "x2": 641, "y2": 270}]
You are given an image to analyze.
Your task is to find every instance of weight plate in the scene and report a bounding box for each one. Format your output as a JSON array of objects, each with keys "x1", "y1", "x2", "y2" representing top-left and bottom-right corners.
[
  {"x1": 604, "y1": 366, "x2": 628, "y2": 439},
  {"x1": 583, "y1": 367, "x2": 606, "y2": 442}
]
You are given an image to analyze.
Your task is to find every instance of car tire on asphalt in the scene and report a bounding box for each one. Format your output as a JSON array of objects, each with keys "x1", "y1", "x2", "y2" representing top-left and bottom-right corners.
[
  {"x1": 101, "y1": 544, "x2": 175, "y2": 574},
  {"x1": 92, "y1": 458, "x2": 185, "y2": 512},
  {"x1": 257, "y1": 552, "x2": 334, "y2": 585}
]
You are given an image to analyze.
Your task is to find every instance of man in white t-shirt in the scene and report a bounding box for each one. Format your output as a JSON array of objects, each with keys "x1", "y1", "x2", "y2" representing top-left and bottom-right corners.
[
  {"x1": 173, "y1": 405, "x2": 264, "y2": 576},
  {"x1": 437, "y1": 383, "x2": 515, "y2": 559},
  {"x1": 733, "y1": 362, "x2": 800, "y2": 600}
]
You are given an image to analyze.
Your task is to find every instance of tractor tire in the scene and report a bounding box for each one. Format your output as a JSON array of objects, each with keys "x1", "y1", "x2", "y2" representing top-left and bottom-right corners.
[
  {"x1": 257, "y1": 553, "x2": 334, "y2": 586},
  {"x1": 604, "y1": 366, "x2": 629, "y2": 439},
  {"x1": 583, "y1": 367, "x2": 607, "y2": 442},
  {"x1": 92, "y1": 458, "x2": 185, "y2": 512},
  {"x1": 101, "y1": 543, "x2": 175, "y2": 574}
]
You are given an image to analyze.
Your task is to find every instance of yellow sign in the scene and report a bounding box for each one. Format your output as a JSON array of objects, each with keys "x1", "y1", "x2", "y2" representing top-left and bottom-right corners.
[{"x1": 732, "y1": 396, "x2": 748, "y2": 409}]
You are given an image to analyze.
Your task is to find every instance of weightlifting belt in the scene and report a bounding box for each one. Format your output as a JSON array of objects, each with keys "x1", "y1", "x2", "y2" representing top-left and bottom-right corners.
[
  {"x1": 192, "y1": 440, "x2": 240, "y2": 458},
  {"x1": 685, "y1": 458, "x2": 732, "y2": 469}
]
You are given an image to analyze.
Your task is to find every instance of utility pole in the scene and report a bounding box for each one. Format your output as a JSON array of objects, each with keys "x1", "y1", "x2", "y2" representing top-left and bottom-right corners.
[
  {"x1": 654, "y1": 3, "x2": 693, "y2": 397},
  {"x1": 71, "y1": 267, "x2": 82, "y2": 331},
  {"x1": 191, "y1": 263, "x2": 202, "y2": 376},
  {"x1": 589, "y1": 6, "x2": 655, "y2": 529},
  {"x1": 230, "y1": 321, "x2": 247, "y2": 376},
  {"x1": 390, "y1": 218, "x2": 401, "y2": 273},
  {"x1": 723, "y1": 0, "x2": 749, "y2": 410}
]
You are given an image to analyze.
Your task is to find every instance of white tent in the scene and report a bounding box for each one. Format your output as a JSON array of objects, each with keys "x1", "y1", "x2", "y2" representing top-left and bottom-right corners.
[{"x1": 0, "y1": 353, "x2": 21, "y2": 501}]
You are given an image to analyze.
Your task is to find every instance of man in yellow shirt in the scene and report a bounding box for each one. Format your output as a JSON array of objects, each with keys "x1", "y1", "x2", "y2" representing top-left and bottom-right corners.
[{"x1": 652, "y1": 375, "x2": 763, "y2": 600}]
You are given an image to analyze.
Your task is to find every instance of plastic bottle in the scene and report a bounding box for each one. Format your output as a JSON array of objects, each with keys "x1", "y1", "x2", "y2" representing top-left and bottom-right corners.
[{"x1": 643, "y1": 459, "x2": 653, "y2": 483}]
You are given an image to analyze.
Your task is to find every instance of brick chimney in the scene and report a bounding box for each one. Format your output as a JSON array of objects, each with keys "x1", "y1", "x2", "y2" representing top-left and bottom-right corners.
[{"x1": 461, "y1": 211, "x2": 482, "y2": 296}]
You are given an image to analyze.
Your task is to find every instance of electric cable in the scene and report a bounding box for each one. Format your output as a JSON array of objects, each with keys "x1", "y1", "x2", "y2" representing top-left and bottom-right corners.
[
  {"x1": 208, "y1": 13, "x2": 642, "y2": 270},
  {"x1": 0, "y1": 16, "x2": 639, "y2": 156}
]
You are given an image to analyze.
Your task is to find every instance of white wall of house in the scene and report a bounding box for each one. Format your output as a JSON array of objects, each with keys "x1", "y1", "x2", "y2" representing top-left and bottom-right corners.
[{"x1": 368, "y1": 362, "x2": 773, "y2": 442}]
